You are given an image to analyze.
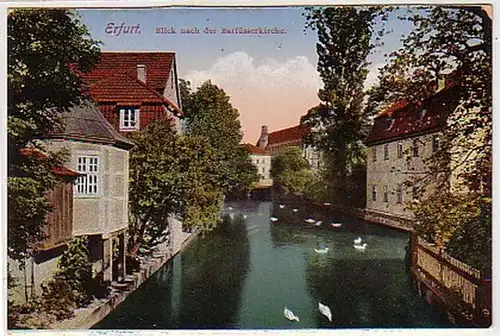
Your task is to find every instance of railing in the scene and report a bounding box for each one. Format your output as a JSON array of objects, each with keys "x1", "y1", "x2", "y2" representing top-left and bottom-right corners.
[{"x1": 412, "y1": 235, "x2": 491, "y2": 326}]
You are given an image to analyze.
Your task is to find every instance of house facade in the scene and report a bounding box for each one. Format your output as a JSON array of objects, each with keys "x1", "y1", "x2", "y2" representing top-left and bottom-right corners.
[
  {"x1": 80, "y1": 51, "x2": 190, "y2": 257},
  {"x1": 242, "y1": 143, "x2": 272, "y2": 183},
  {"x1": 44, "y1": 101, "x2": 134, "y2": 285},
  {"x1": 365, "y1": 83, "x2": 461, "y2": 220},
  {"x1": 80, "y1": 52, "x2": 183, "y2": 134},
  {"x1": 256, "y1": 124, "x2": 322, "y2": 170}
]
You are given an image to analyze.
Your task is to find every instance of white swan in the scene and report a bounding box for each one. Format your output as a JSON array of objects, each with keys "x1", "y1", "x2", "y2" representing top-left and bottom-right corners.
[
  {"x1": 279, "y1": 204, "x2": 285, "y2": 209},
  {"x1": 354, "y1": 243, "x2": 368, "y2": 250},
  {"x1": 284, "y1": 307, "x2": 299, "y2": 322},
  {"x1": 318, "y1": 302, "x2": 332, "y2": 322},
  {"x1": 270, "y1": 217, "x2": 279, "y2": 222},
  {"x1": 293, "y1": 209, "x2": 298, "y2": 212},
  {"x1": 331, "y1": 223, "x2": 342, "y2": 228},
  {"x1": 354, "y1": 237, "x2": 362, "y2": 245},
  {"x1": 314, "y1": 247, "x2": 329, "y2": 254},
  {"x1": 304, "y1": 218, "x2": 316, "y2": 224},
  {"x1": 243, "y1": 214, "x2": 247, "y2": 219},
  {"x1": 315, "y1": 221, "x2": 323, "y2": 226},
  {"x1": 228, "y1": 207, "x2": 233, "y2": 211},
  {"x1": 323, "y1": 202, "x2": 331, "y2": 206}
]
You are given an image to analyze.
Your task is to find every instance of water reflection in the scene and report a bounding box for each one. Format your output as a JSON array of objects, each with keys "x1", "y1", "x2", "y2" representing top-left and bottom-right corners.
[
  {"x1": 95, "y1": 200, "x2": 451, "y2": 329},
  {"x1": 177, "y1": 215, "x2": 250, "y2": 328}
]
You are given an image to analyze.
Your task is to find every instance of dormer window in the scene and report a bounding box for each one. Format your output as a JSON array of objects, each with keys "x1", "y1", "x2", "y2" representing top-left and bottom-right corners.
[
  {"x1": 386, "y1": 117, "x2": 395, "y2": 130},
  {"x1": 119, "y1": 107, "x2": 140, "y2": 131}
]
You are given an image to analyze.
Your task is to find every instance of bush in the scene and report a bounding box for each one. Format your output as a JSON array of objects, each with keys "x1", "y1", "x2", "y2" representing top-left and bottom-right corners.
[{"x1": 54, "y1": 236, "x2": 93, "y2": 307}]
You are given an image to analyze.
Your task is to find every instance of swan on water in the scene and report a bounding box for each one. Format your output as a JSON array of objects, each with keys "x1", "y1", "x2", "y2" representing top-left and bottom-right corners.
[
  {"x1": 279, "y1": 204, "x2": 285, "y2": 209},
  {"x1": 304, "y1": 218, "x2": 316, "y2": 224},
  {"x1": 323, "y1": 202, "x2": 331, "y2": 206},
  {"x1": 354, "y1": 243, "x2": 368, "y2": 250},
  {"x1": 318, "y1": 302, "x2": 332, "y2": 322},
  {"x1": 270, "y1": 217, "x2": 279, "y2": 222},
  {"x1": 314, "y1": 247, "x2": 329, "y2": 254},
  {"x1": 293, "y1": 208, "x2": 298, "y2": 212},
  {"x1": 284, "y1": 307, "x2": 299, "y2": 322},
  {"x1": 315, "y1": 221, "x2": 323, "y2": 226},
  {"x1": 354, "y1": 237, "x2": 362, "y2": 245},
  {"x1": 331, "y1": 223, "x2": 342, "y2": 228}
]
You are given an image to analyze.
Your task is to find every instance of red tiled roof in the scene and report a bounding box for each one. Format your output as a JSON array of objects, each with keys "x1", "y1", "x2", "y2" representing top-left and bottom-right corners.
[
  {"x1": 242, "y1": 143, "x2": 268, "y2": 155},
  {"x1": 267, "y1": 124, "x2": 311, "y2": 146},
  {"x1": 83, "y1": 52, "x2": 175, "y2": 91},
  {"x1": 80, "y1": 52, "x2": 182, "y2": 116},
  {"x1": 366, "y1": 85, "x2": 461, "y2": 145},
  {"x1": 20, "y1": 148, "x2": 79, "y2": 177}
]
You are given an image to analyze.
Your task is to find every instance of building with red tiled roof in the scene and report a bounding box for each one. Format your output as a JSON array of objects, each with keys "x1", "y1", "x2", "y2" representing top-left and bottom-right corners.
[
  {"x1": 241, "y1": 143, "x2": 271, "y2": 181},
  {"x1": 256, "y1": 124, "x2": 322, "y2": 170},
  {"x1": 80, "y1": 52, "x2": 183, "y2": 134},
  {"x1": 365, "y1": 82, "x2": 461, "y2": 221}
]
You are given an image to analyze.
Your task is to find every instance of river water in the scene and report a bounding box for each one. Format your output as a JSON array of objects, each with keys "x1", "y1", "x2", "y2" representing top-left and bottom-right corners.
[{"x1": 94, "y1": 200, "x2": 452, "y2": 329}]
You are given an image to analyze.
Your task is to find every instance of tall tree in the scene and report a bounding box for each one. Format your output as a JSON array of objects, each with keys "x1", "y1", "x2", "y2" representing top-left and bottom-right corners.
[
  {"x1": 301, "y1": 6, "x2": 389, "y2": 206},
  {"x1": 128, "y1": 118, "x2": 223, "y2": 254},
  {"x1": 182, "y1": 80, "x2": 257, "y2": 195},
  {"x1": 368, "y1": 6, "x2": 492, "y2": 266},
  {"x1": 7, "y1": 9, "x2": 100, "y2": 260}
]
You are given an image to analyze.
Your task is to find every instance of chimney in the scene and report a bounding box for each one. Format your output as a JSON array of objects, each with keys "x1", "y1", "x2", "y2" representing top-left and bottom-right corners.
[
  {"x1": 258, "y1": 125, "x2": 268, "y2": 149},
  {"x1": 137, "y1": 64, "x2": 147, "y2": 83}
]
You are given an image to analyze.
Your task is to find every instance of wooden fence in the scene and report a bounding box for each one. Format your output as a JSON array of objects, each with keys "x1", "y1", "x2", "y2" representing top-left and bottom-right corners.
[{"x1": 411, "y1": 234, "x2": 491, "y2": 327}]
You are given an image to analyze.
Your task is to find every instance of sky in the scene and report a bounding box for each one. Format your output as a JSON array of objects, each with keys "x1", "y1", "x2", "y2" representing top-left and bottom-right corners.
[{"x1": 77, "y1": 7, "x2": 413, "y2": 143}]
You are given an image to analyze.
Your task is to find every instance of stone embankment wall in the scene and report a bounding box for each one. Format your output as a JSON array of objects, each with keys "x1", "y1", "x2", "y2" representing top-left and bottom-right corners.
[{"x1": 49, "y1": 228, "x2": 197, "y2": 329}]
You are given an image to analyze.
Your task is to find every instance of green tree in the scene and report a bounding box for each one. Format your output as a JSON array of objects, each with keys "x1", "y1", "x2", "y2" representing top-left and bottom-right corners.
[
  {"x1": 271, "y1": 147, "x2": 313, "y2": 196},
  {"x1": 7, "y1": 9, "x2": 100, "y2": 260},
  {"x1": 369, "y1": 6, "x2": 491, "y2": 266},
  {"x1": 182, "y1": 80, "x2": 255, "y2": 194},
  {"x1": 229, "y1": 146, "x2": 260, "y2": 198},
  {"x1": 270, "y1": 146, "x2": 310, "y2": 178},
  {"x1": 128, "y1": 118, "x2": 223, "y2": 254},
  {"x1": 301, "y1": 6, "x2": 388, "y2": 206}
]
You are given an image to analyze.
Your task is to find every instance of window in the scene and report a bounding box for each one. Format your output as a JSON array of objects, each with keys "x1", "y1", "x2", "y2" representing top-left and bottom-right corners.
[
  {"x1": 396, "y1": 185, "x2": 403, "y2": 204},
  {"x1": 372, "y1": 146, "x2": 377, "y2": 162},
  {"x1": 397, "y1": 142, "x2": 403, "y2": 158},
  {"x1": 412, "y1": 140, "x2": 419, "y2": 157},
  {"x1": 262, "y1": 167, "x2": 265, "y2": 173},
  {"x1": 383, "y1": 186, "x2": 388, "y2": 202},
  {"x1": 256, "y1": 159, "x2": 259, "y2": 164},
  {"x1": 371, "y1": 185, "x2": 377, "y2": 201},
  {"x1": 384, "y1": 144, "x2": 389, "y2": 160},
  {"x1": 119, "y1": 108, "x2": 140, "y2": 131},
  {"x1": 75, "y1": 156, "x2": 99, "y2": 196},
  {"x1": 432, "y1": 135, "x2": 440, "y2": 153}
]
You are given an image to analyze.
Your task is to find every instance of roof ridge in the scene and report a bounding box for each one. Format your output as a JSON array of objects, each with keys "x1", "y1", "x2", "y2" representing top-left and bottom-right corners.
[{"x1": 269, "y1": 123, "x2": 308, "y2": 134}]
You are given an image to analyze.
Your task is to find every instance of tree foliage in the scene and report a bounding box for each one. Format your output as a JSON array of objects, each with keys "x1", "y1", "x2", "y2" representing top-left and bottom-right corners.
[
  {"x1": 181, "y1": 80, "x2": 258, "y2": 195},
  {"x1": 271, "y1": 147, "x2": 314, "y2": 196},
  {"x1": 301, "y1": 6, "x2": 388, "y2": 206},
  {"x1": 128, "y1": 118, "x2": 223, "y2": 254},
  {"x1": 7, "y1": 9, "x2": 100, "y2": 260},
  {"x1": 369, "y1": 6, "x2": 492, "y2": 263}
]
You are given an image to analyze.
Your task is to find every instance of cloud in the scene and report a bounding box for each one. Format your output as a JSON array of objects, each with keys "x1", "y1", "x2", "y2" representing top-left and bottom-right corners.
[
  {"x1": 365, "y1": 63, "x2": 384, "y2": 90},
  {"x1": 184, "y1": 51, "x2": 322, "y2": 143}
]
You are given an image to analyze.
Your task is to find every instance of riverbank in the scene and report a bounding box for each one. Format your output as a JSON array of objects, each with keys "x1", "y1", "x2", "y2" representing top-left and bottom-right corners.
[{"x1": 48, "y1": 231, "x2": 198, "y2": 329}]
